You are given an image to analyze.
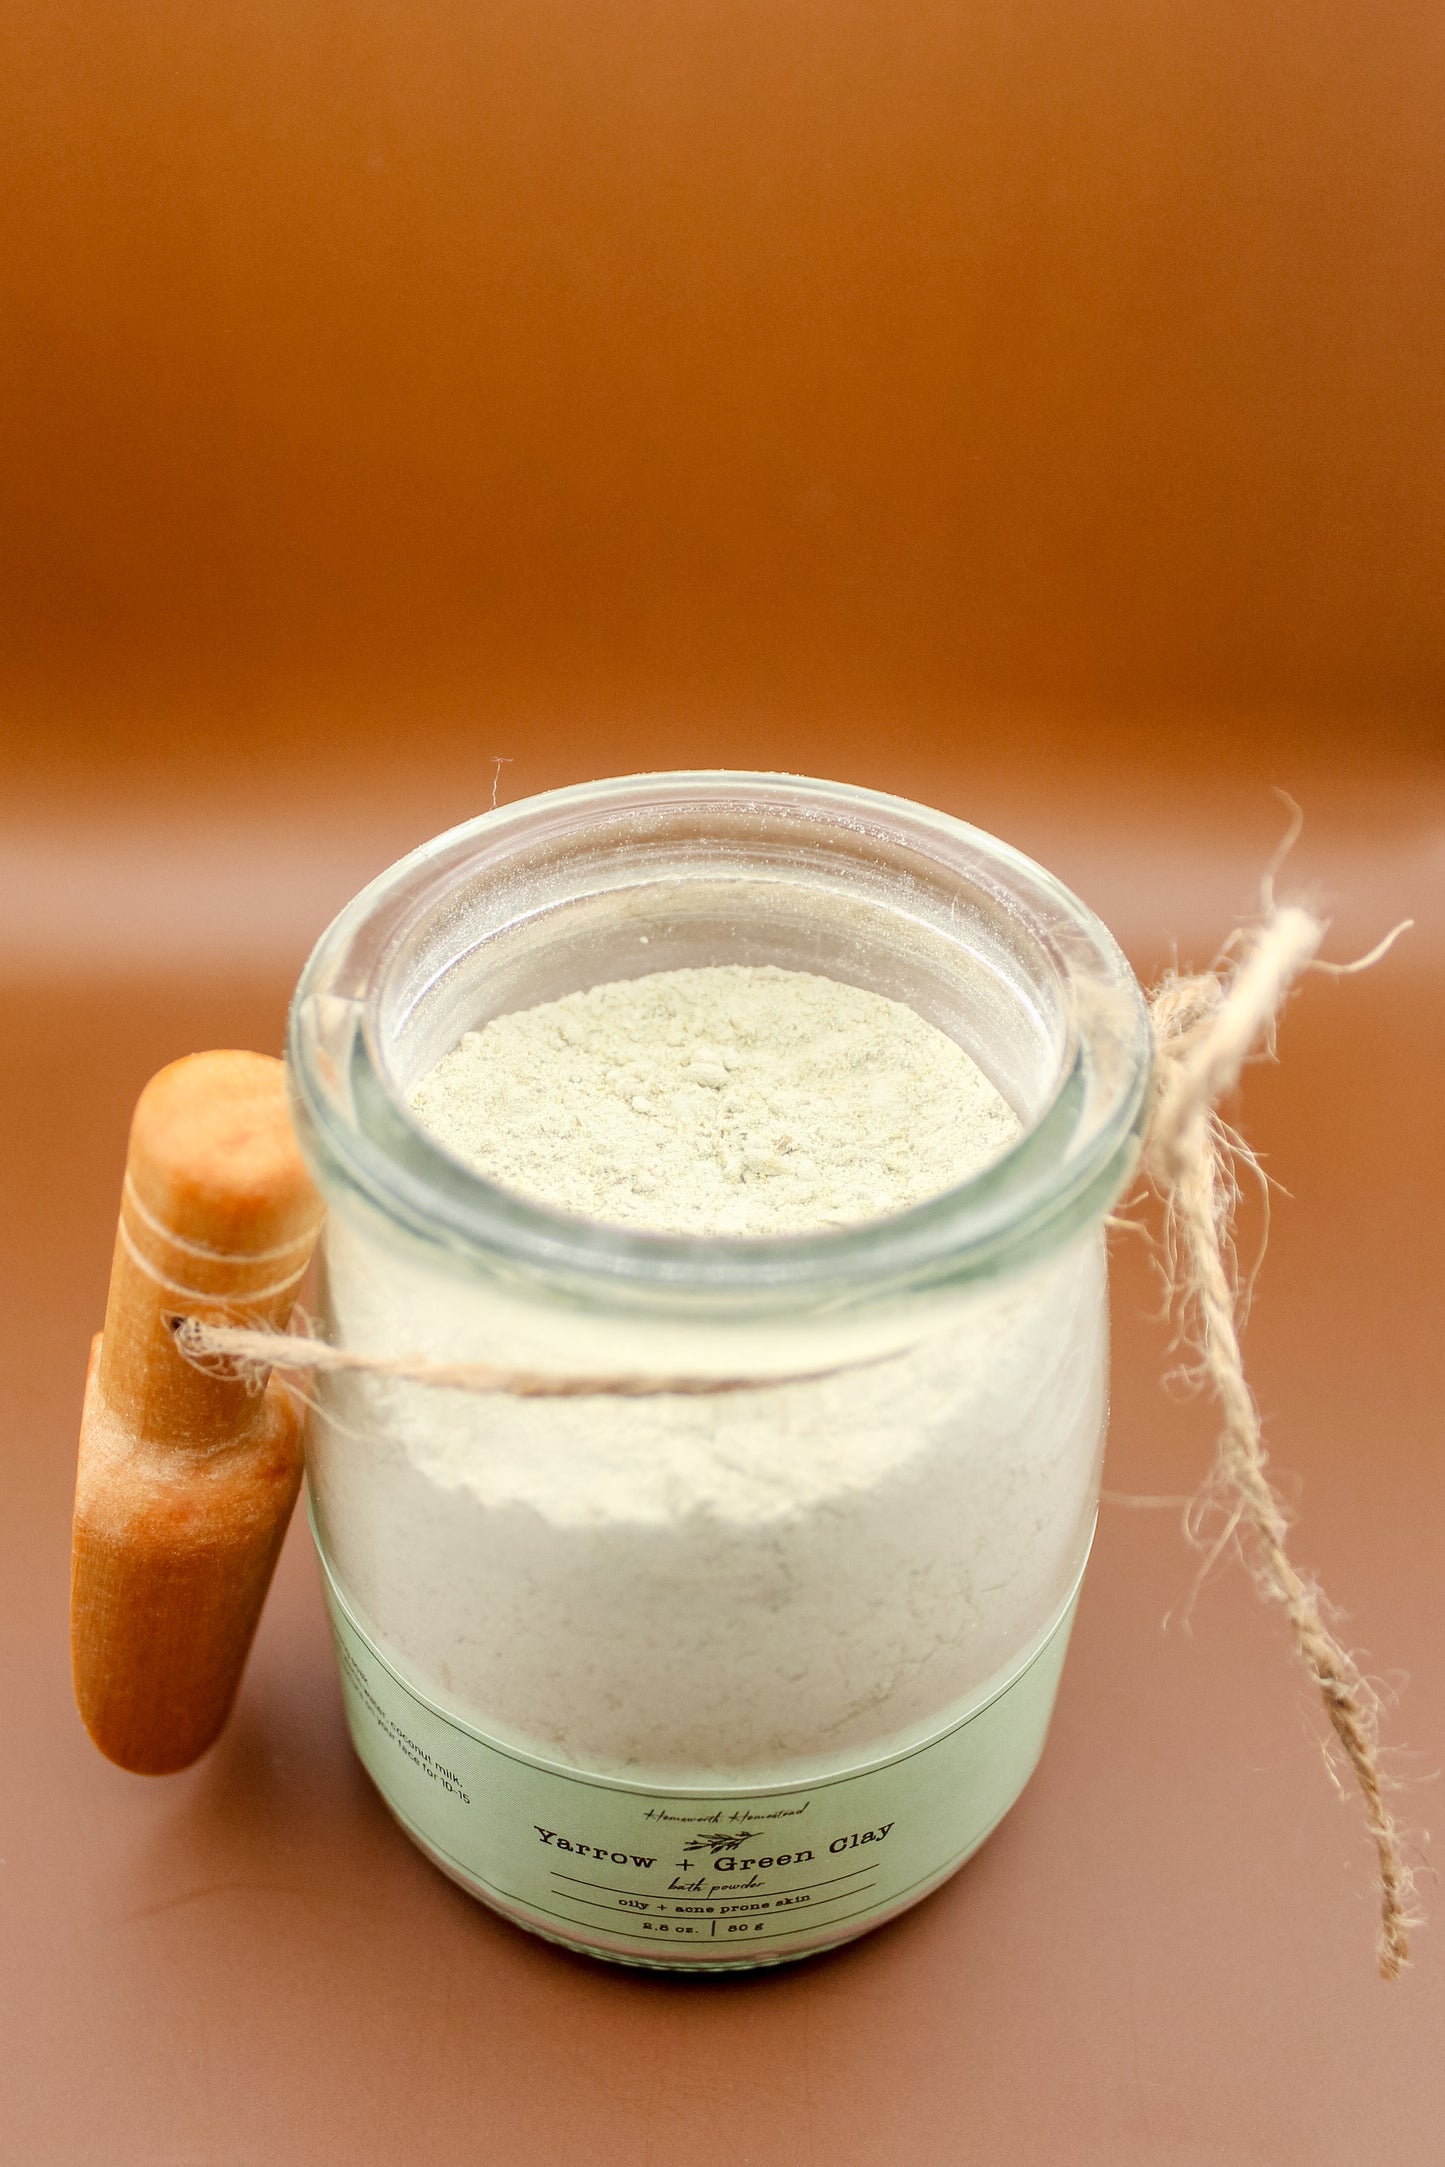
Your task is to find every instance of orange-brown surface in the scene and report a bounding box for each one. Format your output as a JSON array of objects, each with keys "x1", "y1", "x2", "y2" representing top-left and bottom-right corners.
[
  {"x1": 2, "y1": 0, "x2": 1443, "y2": 764},
  {"x1": 2, "y1": 0, "x2": 1442, "y2": 2158}
]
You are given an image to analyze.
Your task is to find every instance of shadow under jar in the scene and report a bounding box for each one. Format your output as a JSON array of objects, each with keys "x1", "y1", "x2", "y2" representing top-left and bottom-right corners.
[{"x1": 287, "y1": 772, "x2": 1151, "y2": 1969}]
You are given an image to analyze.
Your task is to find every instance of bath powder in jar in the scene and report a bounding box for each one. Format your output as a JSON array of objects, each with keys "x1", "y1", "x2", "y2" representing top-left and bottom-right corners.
[{"x1": 295, "y1": 773, "x2": 1148, "y2": 1967}]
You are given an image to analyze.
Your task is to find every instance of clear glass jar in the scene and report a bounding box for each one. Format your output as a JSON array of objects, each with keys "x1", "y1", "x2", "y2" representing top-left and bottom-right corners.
[{"x1": 288, "y1": 771, "x2": 1150, "y2": 1969}]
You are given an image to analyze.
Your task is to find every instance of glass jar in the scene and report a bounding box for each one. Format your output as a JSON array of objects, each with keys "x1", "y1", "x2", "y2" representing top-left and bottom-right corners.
[{"x1": 287, "y1": 771, "x2": 1150, "y2": 1969}]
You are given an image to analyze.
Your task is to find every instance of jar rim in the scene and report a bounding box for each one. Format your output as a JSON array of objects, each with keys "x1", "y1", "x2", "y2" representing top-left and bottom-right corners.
[{"x1": 286, "y1": 771, "x2": 1152, "y2": 1311}]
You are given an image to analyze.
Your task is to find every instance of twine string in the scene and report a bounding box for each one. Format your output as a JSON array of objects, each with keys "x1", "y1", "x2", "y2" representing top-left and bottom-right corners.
[
  {"x1": 168, "y1": 1318, "x2": 878, "y2": 1400},
  {"x1": 1144, "y1": 906, "x2": 1415, "y2": 1981},
  {"x1": 175, "y1": 902, "x2": 1418, "y2": 1976}
]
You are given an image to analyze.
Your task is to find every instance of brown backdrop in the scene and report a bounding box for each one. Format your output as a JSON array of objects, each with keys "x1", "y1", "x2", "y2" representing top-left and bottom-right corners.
[
  {"x1": 1, "y1": 3, "x2": 1441, "y2": 2160},
  {"x1": 3, "y1": 0, "x2": 1444, "y2": 764}
]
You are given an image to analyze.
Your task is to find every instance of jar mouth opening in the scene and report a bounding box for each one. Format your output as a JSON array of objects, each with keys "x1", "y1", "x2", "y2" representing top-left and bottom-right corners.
[{"x1": 287, "y1": 771, "x2": 1152, "y2": 1305}]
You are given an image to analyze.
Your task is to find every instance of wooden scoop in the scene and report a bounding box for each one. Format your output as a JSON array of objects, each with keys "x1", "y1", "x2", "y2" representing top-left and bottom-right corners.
[{"x1": 71, "y1": 1050, "x2": 324, "y2": 1774}]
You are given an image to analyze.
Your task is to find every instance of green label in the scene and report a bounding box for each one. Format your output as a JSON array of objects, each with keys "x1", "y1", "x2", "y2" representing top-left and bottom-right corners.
[{"x1": 318, "y1": 1549, "x2": 1079, "y2": 1967}]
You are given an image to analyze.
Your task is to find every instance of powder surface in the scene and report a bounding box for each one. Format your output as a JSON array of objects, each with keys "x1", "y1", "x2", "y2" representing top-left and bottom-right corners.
[{"x1": 408, "y1": 964, "x2": 1020, "y2": 1235}]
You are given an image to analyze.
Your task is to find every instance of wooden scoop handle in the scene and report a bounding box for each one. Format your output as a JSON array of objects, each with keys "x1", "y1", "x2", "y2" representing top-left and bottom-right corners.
[{"x1": 71, "y1": 1051, "x2": 324, "y2": 1774}]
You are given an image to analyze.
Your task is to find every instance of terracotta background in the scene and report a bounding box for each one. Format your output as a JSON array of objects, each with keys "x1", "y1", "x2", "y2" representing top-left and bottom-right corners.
[{"x1": 1, "y1": 1, "x2": 1441, "y2": 2159}]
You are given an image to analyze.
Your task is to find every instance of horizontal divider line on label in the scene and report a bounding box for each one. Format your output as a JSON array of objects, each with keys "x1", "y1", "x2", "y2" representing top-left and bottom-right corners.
[
  {"x1": 552, "y1": 1863, "x2": 872, "y2": 1899},
  {"x1": 518, "y1": 1890, "x2": 891, "y2": 1947},
  {"x1": 552, "y1": 1880, "x2": 878, "y2": 1920}
]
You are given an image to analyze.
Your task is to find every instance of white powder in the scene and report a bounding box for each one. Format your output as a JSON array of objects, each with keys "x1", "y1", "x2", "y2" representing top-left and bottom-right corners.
[
  {"x1": 313, "y1": 965, "x2": 1106, "y2": 1782},
  {"x1": 408, "y1": 965, "x2": 1020, "y2": 1235}
]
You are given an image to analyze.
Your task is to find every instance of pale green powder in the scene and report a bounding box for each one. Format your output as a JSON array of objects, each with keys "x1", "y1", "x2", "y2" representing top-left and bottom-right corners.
[{"x1": 409, "y1": 964, "x2": 1020, "y2": 1236}]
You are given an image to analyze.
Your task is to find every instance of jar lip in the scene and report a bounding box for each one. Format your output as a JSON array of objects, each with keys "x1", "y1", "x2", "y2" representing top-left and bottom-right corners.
[{"x1": 287, "y1": 770, "x2": 1153, "y2": 1307}]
